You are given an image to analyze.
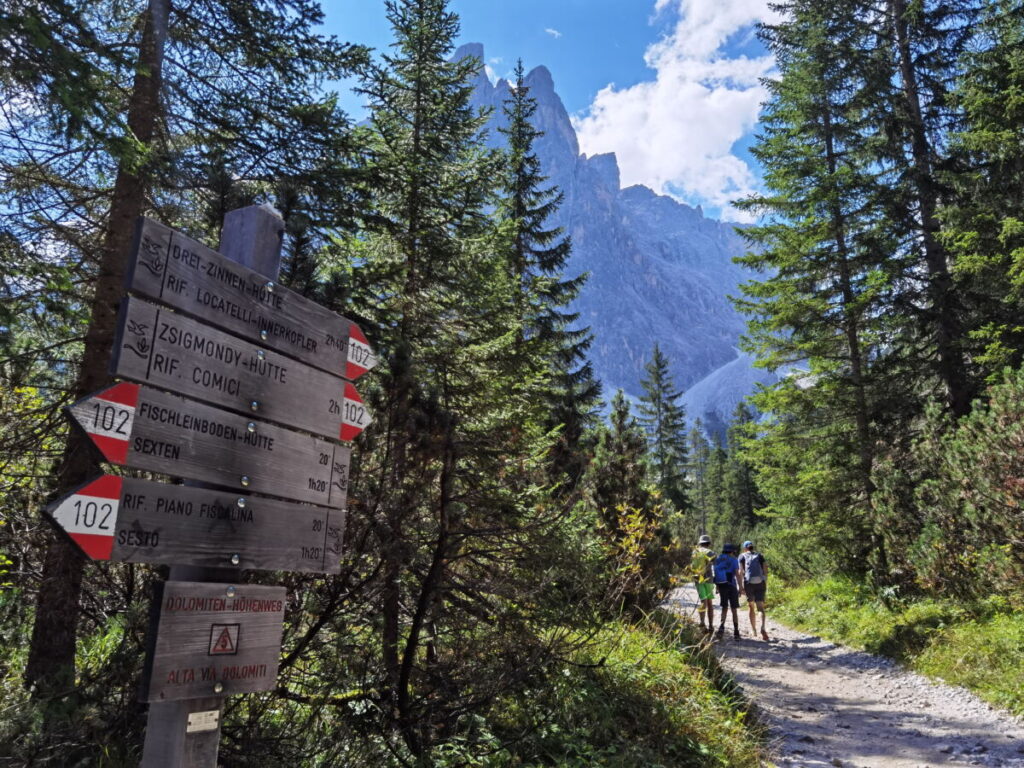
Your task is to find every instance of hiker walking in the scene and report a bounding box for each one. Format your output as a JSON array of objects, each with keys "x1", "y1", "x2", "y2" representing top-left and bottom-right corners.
[
  {"x1": 739, "y1": 540, "x2": 770, "y2": 641},
  {"x1": 690, "y1": 534, "x2": 716, "y2": 633},
  {"x1": 713, "y1": 543, "x2": 743, "y2": 640}
]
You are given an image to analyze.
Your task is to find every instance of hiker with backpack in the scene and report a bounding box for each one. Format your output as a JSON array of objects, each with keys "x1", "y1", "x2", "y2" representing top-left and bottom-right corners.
[
  {"x1": 690, "y1": 534, "x2": 716, "y2": 633},
  {"x1": 713, "y1": 543, "x2": 743, "y2": 640},
  {"x1": 739, "y1": 540, "x2": 770, "y2": 641}
]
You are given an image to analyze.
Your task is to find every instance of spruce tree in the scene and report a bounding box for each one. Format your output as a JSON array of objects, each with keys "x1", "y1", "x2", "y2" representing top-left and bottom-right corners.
[
  {"x1": 4, "y1": 0, "x2": 365, "y2": 718},
  {"x1": 350, "y1": 3, "x2": 588, "y2": 753},
  {"x1": 736, "y1": 0, "x2": 900, "y2": 578},
  {"x1": 497, "y1": 60, "x2": 600, "y2": 495},
  {"x1": 942, "y1": 1, "x2": 1024, "y2": 378},
  {"x1": 584, "y1": 391, "x2": 653, "y2": 529},
  {"x1": 637, "y1": 343, "x2": 689, "y2": 509},
  {"x1": 687, "y1": 420, "x2": 712, "y2": 533}
]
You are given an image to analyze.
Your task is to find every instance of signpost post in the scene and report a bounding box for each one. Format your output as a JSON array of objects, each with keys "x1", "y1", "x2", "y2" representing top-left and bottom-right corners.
[{"x1": 43, "y1": 205, "x2": 377, "y2": 767}]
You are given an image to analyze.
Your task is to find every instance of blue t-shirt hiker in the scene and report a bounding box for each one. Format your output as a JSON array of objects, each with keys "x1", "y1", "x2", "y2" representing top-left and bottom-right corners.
[{"x1": 713, "y1": 543, "x2": 743, "y2": 640}]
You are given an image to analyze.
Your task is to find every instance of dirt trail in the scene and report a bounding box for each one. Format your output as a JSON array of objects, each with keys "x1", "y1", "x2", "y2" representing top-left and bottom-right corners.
[{"x1": 667, "y1": 586, "x2": 1024, "y2": 768}]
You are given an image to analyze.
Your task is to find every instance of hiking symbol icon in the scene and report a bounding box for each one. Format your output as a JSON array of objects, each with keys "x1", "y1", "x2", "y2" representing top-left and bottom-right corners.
[{"x1": 209, "y1": 624, "x2": 240, "y2": 656}]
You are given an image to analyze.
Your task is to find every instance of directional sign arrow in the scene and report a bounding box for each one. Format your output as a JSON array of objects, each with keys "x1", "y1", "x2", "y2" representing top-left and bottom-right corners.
[
  {"x1": 46, "y1": 475, "x2": 344, "y2": 573},
  {"x1": 112, "y1": 297, "x2": 372, "y2": 442},
  {"x1": 126, "y1": 217, "x2": 378, "y2": 380},
  {"x1": 66, "y1": 382, "x2": 350, "y2": 508}
]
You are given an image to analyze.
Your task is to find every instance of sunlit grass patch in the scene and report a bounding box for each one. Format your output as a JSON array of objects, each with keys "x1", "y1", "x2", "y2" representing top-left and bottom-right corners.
[{"x1": 772, "y1": 577, "x2": 1024, "y2": 716}]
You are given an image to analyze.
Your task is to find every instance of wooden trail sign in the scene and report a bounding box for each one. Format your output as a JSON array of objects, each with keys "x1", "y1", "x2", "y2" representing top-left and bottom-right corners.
[
  {"x1": 140, "y1": 581, "x2": 285, "y2": 702},
  {"x1": 127, "y1": 217, "x2": 378, "y2": 381},
  {"x1": 66, "y1": 382, "x2": 350, "y2": 508},
  {"x1": 46, "y1": 475, "x2": 343, "y2": 573},
  {"x1": 113, "y1": 296, "x2": 372, "y2": 441}
]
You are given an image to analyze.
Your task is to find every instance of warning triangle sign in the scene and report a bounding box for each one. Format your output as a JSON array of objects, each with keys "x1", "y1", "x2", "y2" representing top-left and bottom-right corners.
[{"x1": 209, "y1": 624, "x2": 239, "y2": 655}]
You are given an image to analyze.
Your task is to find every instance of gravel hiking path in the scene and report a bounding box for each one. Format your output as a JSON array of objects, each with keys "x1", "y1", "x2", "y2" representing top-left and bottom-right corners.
[{"x1": 666, "y1": 586, "x2": 1024, "y2": 768}]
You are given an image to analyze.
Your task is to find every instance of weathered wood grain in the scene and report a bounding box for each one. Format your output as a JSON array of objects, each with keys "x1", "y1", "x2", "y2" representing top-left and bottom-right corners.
[
  {"x1": 140, "y1": 581, "x2": 285, "y2": 702},
  {"x1": 46, "y1": 475, "x2": 343, "y2": 573},
  {"x1": 126, "y1": 217, "x2": 377, "y2": 380},
  {"x1": 111, "y1": 297, "x2": 371, "y2": 441},
  {"x1": 67, "y1": 382, "x2": 350, "y2": 508}
]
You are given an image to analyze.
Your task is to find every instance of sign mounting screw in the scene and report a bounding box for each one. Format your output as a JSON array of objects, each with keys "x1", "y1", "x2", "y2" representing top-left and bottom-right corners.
[
  {"x1": 230, "y1": 554, "x2": 240, "y2": 565},
  {"x1": 246, "y1": 422, "x2": 256, "y2": 433},
  {"x1": 214, "y1": 682, "x2": 224, "y2": 694},
  {"x1": 265, "y1": 281, "x2": 275, "y2": 293},
  {"x1": 249, "y1": 400, "x2": 260, "y2": 412},
  {"x1": 259, "y1": 329, "x2": 268, "y2": 341},
  {"x1": 225, "y1": 586, "x2": 236, "y2": 598},
  {"x1": 256, "y1": 350, "x2": 266, "y2": 360},
  {"x1": 236, "y1": 497, "x2": 247, "y2": 509},
  {"x1": 240, "y1": 475, "x2": 251, "y2": 487}
]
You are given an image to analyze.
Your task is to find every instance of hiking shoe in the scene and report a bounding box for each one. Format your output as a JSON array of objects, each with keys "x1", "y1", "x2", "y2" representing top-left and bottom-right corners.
[
  {"x1": 761, "y1": 630, "x2": 770, "y2": 641},
  {"x1": 734, "y1": 629, "x2": 741, "y2": 640}
]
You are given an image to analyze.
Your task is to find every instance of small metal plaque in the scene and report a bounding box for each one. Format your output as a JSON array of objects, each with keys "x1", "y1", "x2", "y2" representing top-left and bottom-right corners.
[{"x1": 186, "y1": 710, "x2": 220, "y2": 733}]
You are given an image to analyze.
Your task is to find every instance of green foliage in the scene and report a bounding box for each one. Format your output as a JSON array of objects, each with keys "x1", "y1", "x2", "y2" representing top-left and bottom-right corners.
[
  {"x1": 482, "y1": 617, "x2": 764, "y2": 767},
  {"x1": 694, "y1": 404, "x2": 765, "y2": 548},
  {"x1": 0, "y1": 1, "x2": 762, "y2": 763},
  {"x1": 497, "y1": 59, "x2": 600, "y2": 497},
  {"x1": 873, "y1": 368, "x2": 1024, "y2": 602},
  {"x1": 637, "y1": 344, "x2": 689, "y2": 510}
]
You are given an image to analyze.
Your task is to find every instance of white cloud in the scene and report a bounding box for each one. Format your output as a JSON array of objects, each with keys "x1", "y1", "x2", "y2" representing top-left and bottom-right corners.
[
  {"x1": 544, "y1": 27, "x2": 563, "y2": 39},
  {"x1": 573, "y1": 0, "x2": 779, "y2": 221}
]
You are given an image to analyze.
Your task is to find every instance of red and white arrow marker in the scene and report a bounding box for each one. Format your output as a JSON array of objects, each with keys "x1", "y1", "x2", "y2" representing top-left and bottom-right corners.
[
  {"x1": 47, "y1": 475, "x2": 122, "y2": 560},
  {"x1": 346, "y1": 324, "x2": 379, "y2": 381},
  {"x1": 340, "y1": 381, "x2": 372, "y2": 441},
  {"x1": 66, "y1": 381, "x2": 139, "y2": 463}
]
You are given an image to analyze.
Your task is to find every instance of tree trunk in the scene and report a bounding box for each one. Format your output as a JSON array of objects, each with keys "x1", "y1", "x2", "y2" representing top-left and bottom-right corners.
[
  {"x1": 26, "y1": 0, "x2": 171, "y2": 696},
  {"x1": 821, "y1": 98, "x2": 889, "y2": 581},
  {"x1": 889, "y1": 0, "x2": 969, "y2": 417}
]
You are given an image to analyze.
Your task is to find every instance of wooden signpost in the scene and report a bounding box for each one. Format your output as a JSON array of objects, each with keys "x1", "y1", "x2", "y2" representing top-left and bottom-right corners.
[
  {"x1": 140, "y1": 581, "x2": 286, "y2": 702},
  {"x1": 47, "y1": 475, "x2": 343, "y2": 573},
  {"x1": 112, "y1": 296, "x2": 371, "y2": 441},
  {"x1": 126, "y1": 216, "x2": 378, "y2": 381},
  {"x1": 66, "y1": 381, "x2": 351, "y2": 508},
  {"x1": 43, "y1": 205, "x2": 378, "y2": 767}
]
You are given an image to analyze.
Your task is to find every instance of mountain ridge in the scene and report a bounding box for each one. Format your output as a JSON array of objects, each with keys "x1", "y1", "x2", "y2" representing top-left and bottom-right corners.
[{"x1": 457, "y1": 43, "x2": 774, "y2": 430}]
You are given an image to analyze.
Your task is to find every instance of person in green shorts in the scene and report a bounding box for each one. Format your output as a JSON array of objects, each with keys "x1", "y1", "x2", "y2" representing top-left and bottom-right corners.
[{"x1": 690, "y1": 534, "x2": 716, "y2": 633}]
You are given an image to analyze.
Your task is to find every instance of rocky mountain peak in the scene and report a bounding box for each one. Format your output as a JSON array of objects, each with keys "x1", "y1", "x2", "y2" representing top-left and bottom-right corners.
[{"x1": 458, "y1": 43, "x2": 770, "y2": 432}]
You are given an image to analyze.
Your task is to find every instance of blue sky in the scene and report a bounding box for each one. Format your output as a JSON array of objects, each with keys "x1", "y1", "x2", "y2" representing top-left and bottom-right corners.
[{"x1": 321, "y1": 1, "x2": 777, "y2": 221}]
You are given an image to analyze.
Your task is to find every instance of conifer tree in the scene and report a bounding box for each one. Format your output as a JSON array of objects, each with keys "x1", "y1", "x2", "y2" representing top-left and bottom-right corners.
[
  {"x1": 349, "y1": 2, "x2": 588, "y2": 753},
  {"x1": 687, "y1": 420, "x2": 712, "y2": 533},
  {"x1": 942, "y1": 1, "x2": 1024, "y2": 378},
  {"x1": 871, "y1": 0, "x2": 981, "y2": 416},
  {"x1": 637, "y1": 343, "x2": 689, "y2": 509},
  {"x1": 585, "y1": 391, "x2": 653, "y2": 530},
  {"x1": 497, "y1": 59, "x2": 600, "y2": 494},
  {"x1": 736, "y1": 0, "x2": 899, "y2": 578},
  {"x1": 5, "y1": 0, "x2": 365, "y2": 708}
]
